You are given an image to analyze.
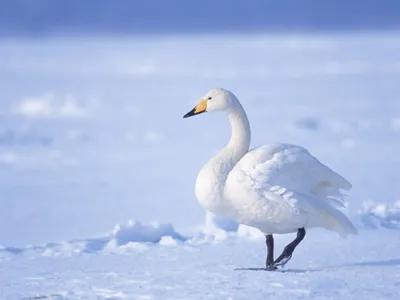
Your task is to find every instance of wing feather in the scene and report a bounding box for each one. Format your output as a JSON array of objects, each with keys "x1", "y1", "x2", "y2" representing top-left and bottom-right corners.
[
  {"x1": 232, "y1": 143, "x2": 352, "y2": 208},
  {"x1": 226, "y1": 143, "x2": 356, "y2": 236}
]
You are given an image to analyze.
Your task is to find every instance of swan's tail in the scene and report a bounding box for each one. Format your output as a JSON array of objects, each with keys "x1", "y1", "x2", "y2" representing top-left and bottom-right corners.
[
  {"x1": 318, "y1": 207, "x2": 358, "y2": 238},
  {"x1": 297, "y1": 192, "x2": 358, "y2": 238}
]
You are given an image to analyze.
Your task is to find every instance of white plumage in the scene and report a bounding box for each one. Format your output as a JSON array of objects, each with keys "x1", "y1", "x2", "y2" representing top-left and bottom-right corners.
[
  {"x1": 224, "y1": 143, "x2": 357, "y2": 237},
  {"x1": 185, "y1": 88, "x2": 357, "y2": 241}
]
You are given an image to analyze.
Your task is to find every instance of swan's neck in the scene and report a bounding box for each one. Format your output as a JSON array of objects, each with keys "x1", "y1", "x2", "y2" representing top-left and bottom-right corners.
[
  {"x1": 221, "y1": 105, "x2": 251, "y2": 168},
  {"x1": 195, "y1": 102, "x2": 251, "y2": 214}
]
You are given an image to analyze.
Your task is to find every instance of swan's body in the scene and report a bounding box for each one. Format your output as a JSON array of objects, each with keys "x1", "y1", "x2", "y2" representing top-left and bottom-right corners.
[
  {"x1": 184, "y1": 88, "x2": 357, "y2": 268},
  {"x1": 198, "y1": 142, "x2": 355, "y2": 236}
]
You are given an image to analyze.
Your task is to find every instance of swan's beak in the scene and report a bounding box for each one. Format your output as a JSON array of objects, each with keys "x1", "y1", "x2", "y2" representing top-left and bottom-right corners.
[{"x1": 183, "y1": 99, "x2": 207, "y2": 118}]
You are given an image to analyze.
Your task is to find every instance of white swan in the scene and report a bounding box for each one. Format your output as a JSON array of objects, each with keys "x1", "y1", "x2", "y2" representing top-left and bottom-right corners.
[{"x1": 184, "y1": 88, "x2": 357, "y2": 269}]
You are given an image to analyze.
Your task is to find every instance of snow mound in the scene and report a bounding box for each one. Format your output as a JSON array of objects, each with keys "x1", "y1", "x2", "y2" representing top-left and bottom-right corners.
[
  {"x1": 41, "y1": 220, "x2": 185, "y2": 256},
  {"x1": 203, "y1": 212, "x2": 263, "y2": 239},
  {"x1": 189, "y1": 212, "x2": 263, "y2": 243},
  {"x1": 0, "y1": 220, "x2": 186, "y2": 257},
  {"x1": 110, "y1": 220, "x2": 184, "y2": 244},
  {"x1": 83, "y1": 220, "x2": 186, "y2": 253},
  {"x1": 358, "y1": 201, "x2": 400, "y2": 229},
  {"x1": 203, "y1": 212, "x2": 238, "y2": 233},
  {"x1": 190, "y1": 212, "x2": 239, "y2": 242},
  {"x1": 1, "y1": 216, "x2": 269, "y2": 258}
]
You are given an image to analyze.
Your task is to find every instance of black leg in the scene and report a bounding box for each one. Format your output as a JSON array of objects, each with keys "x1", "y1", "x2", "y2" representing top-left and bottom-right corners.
[
  {"x1": 265, "y1": 234, "x2": 275, "y2": 268},
  {"x1": 273, "y1": 228, "x2": 306, "y2": 267}
]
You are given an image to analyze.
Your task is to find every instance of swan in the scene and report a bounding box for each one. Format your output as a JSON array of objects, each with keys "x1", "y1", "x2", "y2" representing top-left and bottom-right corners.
[{"x1": 183, "y1": 88, "x2": 357, "y2": 270}]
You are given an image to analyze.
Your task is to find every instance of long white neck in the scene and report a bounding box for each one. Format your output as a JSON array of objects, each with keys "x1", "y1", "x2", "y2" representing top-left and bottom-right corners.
[
  {"x1": 195, "y1": 101, "x2": 251, "y2": 215},
  {"x1": 220, "y1": 103, "x2": 251, "y2": 170}
]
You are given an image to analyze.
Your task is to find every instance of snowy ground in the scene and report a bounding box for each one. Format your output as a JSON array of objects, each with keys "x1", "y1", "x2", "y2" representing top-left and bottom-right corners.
[
  {"x1": 1, "y1": 31, "x2": 400, "y2": 299},
  {"x1": 1, "y1": 227, "x2": 400, "y2": 300}
]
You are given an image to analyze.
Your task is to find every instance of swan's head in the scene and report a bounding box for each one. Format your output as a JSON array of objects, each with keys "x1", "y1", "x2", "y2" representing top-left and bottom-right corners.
[{"x1": 183, "y1": 88, "x2": 237, "y2": 118}]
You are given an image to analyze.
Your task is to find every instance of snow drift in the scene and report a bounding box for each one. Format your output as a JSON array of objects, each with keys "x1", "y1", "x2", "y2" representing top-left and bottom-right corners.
[
  {"x1": 3, "y1": 204, "x2": 400, "y2": 258},
  {"x1": 189, "y1": 212, "x2": 264, "y2": 243},
  {"x1": 0, "y1": 220, "x2": 185, "y2": 257},
  {"x1": 358, "y1": 201, "x2": 400, "y2": 230},
  {"x1": 82, "y1": 220, "x2": 186, "y2": 254}
]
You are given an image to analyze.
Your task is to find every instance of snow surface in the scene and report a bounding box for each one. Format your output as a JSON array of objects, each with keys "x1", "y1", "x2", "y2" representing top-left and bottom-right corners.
[
  {"x1": 358, "y1": 201, "x2": 400, "y2": 230},
  {"x1": 1, "y1": 32, "x2": 400, "y2": 299},
  {"x1": 1, "y1": 222, "x2": 400, "y2": 299}
]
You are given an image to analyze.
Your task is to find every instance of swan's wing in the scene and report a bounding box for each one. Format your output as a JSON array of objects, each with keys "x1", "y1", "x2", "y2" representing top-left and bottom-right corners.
[
  {"x1": 231, "y1": 143, "x2": 352, "y2": 208},
  {"x1": 226, "y1": 143, "x2": 356, "y2": 237}
]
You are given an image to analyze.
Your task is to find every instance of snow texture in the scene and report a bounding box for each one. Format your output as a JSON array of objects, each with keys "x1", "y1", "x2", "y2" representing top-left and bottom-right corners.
[
  {"x1": 12, "y1": 93, "x2": 87, "y2": 118},
  {"x1": 0, "y1": 220, "x2": 185, "y2": 257},
  {"x1": 1, "y1": 222, "x2": 400, "y2": 300},
  {"x1": 358, "y1": 201, "x2": 400, "y2": 229}
]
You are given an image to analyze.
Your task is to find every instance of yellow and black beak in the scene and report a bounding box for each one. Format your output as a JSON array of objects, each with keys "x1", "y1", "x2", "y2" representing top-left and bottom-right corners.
[{"x1": 183, "y1": 99, "x2": 207, "y2": 118}]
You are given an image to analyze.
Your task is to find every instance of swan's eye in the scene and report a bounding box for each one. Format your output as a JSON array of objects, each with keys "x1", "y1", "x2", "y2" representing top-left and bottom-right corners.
[{"x1": 207, "y1": 97, "x2": 212, "y2": 100}]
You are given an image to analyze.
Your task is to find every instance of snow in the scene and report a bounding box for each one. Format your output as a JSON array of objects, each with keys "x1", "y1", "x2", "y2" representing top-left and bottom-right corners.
[
  {"x1": 1, "y1": 207, "x2": 399, "y2": 299},
  {"x1": 3, "y1": 32, "x2": 400, "y2": 246},
  {"x1": 1, "y1": 31, "x2": 400, "y2": 299},
  {"x1": 358, "y1": 201, "x2": 400, "y2": 229},
  {"x1": 12, "y1": 93, "x2": 87, "y2": 118},
  {"x1": 109, "y1": 220, "x2": 184, "y2": 245},
  {"x1": 0, "y1": 220, "x2": 184, "y2": 258},
  {"x1": 1, "y1": 227, "x2": 399, "y2": 299}
]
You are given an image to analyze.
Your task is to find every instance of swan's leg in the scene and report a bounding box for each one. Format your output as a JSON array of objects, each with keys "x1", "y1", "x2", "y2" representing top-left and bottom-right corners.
[
  {"x1": 265, "y1": 234, "x2": 276, "y2": 270},
  {"x1": 273, "y1": 228, "x2": 306, "y2": 268}
]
